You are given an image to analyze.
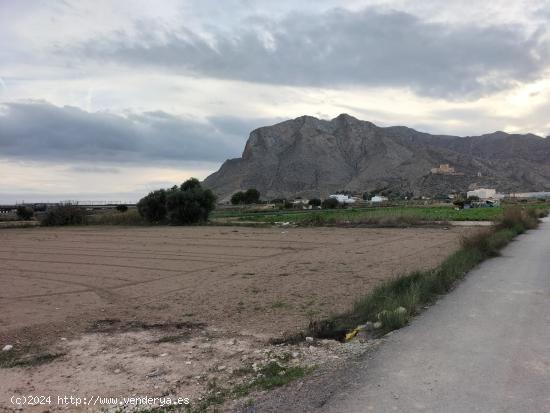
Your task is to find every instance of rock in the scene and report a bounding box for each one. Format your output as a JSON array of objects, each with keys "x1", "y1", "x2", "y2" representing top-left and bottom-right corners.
[
  {"x1": 305, "y1": 336, "x2": 314, "y2": 342},
  {"x1": 2, "y1": 345, "x2": 13, "y2": 352},
  {"x1": 217, "y1": 365, "x2": 226, "y2": 371},
  {"x1": 203, "y1": 114, "x2": 550, "y2": 201},
  {"x1": 395, "y1": 306, "x2": 407, "y2": 315},
  {"x1": 291, "y1": 352, "x2": 299, "y2": 358},
  {"x1": 364, "y1": 321, "x2": 374, "y2": 331},
  {"x1": 185, "y1": 361, "x2": 192, "y2": 365},
  {"x1": 114, "y1": 369, "x2": 121, "y2": 374},
  {"x1": 373, "y1": 322, "x2": 382, "y2": 329},
  {"x1": 159, "y1": 353, "x2": 168, "y2": 357}
]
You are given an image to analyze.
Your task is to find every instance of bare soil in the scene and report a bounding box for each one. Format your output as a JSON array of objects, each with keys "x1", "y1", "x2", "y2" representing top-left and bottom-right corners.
[{"x1": 0, "y1": 225, "x2": 471, "y2": 412}]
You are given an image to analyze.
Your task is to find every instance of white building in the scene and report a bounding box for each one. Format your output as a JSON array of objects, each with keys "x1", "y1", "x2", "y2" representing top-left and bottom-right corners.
[
  {"x1": 467, "y1": 188, "x2": 497, "y2": 200},
  {"x1": 329, "y1": 194, "x2": 356, "y2": 204},
  {"x1": 508, "y1": 192, "x2": 550, "y2": 199},
  {"x1": 370, "y1": 195, "x2": 389, "y2": 203}
]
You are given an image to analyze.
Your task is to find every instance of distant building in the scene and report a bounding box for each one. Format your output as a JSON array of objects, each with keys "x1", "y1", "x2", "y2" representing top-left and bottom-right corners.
[
  {"x1": 467, "y1": 188, "x2": 497, "y2": 200},
  {"x1": 370, "y1": 195, "x2": 389, "y2": 203},
  {"x1": 430, "y1": 164, "x2": 464, "y2": 176},
  {"x1": 508, "y1": 192, "x2": 550, "y2": 199},
  {"x1": 329, "y1": 194, "x2": 356, "y2": 204},
  {"x1": 431, "y1": 164, "x2": 455, "y2": 174}
]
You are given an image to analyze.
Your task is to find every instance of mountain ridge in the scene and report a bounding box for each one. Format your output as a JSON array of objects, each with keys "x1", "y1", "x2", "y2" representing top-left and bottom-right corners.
[{"x1": 204, "y1": 114, "x2": 550, "y2": 200}]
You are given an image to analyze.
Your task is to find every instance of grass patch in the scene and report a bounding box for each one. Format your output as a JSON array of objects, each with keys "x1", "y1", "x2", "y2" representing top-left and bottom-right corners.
[
  {"x1": 222, "y1": 205, "x2": 503, "y2": 226},
  {"x1": 184, "y1": 362, "x2": 309, "y2": 412},
  {"x1": 308, "y1": 205, "x2": 548, "y2": 339}
]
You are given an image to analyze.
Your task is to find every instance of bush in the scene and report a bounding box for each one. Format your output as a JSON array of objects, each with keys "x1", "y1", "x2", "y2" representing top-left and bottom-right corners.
[
  {"x1": 231, "y1": 192, "x2": 245, "y2": 205},
  {"x1": 16, "y1": 206, "x2": 34, "y2": 220},
  {"x1": 231, "y1": 188, "x2": 260, "y2": 205},
  {"x1": 498, "y1": 206, "x2": 539, "y2": 232},
  {"x1": 308, "y1": 198, "x2": 321, "y2": 207},
  {"x1": 88, "y1": 210, "x2": 145, "y2": 225},
  {"x1": 137, "y1": 179, "x2": 216, "y2": 225},
  {"x1": 137, "y1": 189, "x2": 168, "y2": 223},
  {"x1": 321, "y1": 198, "x2": 340, "y2": 209},
  {"x1": 166, "y1": 182, "x2": 216, "y2": 225},
  {"x1": 41, "y1": 203, "x2": 87, "y2": 226},
  {"x1": 115, "y1": 204, "x2": 128, "y2": 213}
]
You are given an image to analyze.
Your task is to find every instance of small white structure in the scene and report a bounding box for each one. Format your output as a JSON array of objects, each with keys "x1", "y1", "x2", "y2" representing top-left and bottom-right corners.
[
  {"x1": 329, "y1": 194, "x2": 356, "y2": 204},
  {"x1": 467, "y1": 188, "x2": 497, "y2": 200},
  {"x1": 370, "y1": 195, "x2": 389, "y2": 203},
  {"x1": 508, "y1": 192, "x2": 550, "y2": 199}
]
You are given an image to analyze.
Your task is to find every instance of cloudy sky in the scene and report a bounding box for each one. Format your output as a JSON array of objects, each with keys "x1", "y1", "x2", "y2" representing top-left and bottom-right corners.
[{"x1": 1, "y1": 0, "x2": 550, "y2": 202}]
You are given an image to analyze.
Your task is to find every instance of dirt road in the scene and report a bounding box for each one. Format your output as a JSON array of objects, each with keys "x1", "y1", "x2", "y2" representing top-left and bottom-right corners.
[{"x1": 250, "y1": 219, "x2": 550, "y2": 412}]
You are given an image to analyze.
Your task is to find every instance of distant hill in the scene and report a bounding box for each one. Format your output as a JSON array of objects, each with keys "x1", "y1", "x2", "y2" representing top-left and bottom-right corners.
[{"x1": 203, "y1": 114, "x2": 550, "y2": 200}]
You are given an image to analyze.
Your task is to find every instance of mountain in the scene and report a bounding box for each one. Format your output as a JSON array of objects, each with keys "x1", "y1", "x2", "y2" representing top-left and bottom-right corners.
[{"x1": 203, "y1": 114, "x2": 550, "y2": 200}]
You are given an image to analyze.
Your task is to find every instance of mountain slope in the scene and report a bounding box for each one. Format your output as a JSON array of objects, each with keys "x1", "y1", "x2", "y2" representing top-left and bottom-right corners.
[{"x1": 204, "y1": 114, "x2": 550, "y2": 200}]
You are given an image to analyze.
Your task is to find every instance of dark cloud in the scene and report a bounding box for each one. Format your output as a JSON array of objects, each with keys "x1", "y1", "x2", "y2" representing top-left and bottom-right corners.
[
  {"x1": 73, "y1": 8, "x2": 549, "y2": 98},
  {"x1": 0, "y1": 101, "x2": 273, "y2": 164}
]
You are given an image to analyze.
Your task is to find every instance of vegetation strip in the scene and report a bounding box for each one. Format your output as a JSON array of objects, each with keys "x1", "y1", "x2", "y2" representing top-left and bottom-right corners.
[{"x1": 308, "y1": 206, "x2": 548, "y2": 340}]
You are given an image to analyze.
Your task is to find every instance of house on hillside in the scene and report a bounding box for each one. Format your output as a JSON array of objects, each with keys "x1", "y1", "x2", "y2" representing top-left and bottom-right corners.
[
  {"x1": 430, "y1": 164, "x2": 465, "y2": 176},
  {"x1": 329, "y1": 194, "x2": 356, "y2": 204},
  {"x1": 370, "y1": 195, "x2": 389, "y2": 203},
  {"x1": 467, "y1": 188, "x2": 497, "y2": 200}
]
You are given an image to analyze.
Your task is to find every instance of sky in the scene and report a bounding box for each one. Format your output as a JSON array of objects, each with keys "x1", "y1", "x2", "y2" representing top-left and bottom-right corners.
[{"x1": 1, "y1": 0, "x2": 550, "y2": 203}]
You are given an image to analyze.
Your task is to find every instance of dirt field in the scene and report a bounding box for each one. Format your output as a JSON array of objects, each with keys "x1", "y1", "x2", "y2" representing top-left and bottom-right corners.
[{"x1": 0, "y1": 225, "x2": 471, "y2": 412}]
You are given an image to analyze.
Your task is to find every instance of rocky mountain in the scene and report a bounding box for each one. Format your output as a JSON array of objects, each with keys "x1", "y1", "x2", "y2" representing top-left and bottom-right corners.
[{"x1": 203, "y1": 114, "x2": 550, "y2": 200}]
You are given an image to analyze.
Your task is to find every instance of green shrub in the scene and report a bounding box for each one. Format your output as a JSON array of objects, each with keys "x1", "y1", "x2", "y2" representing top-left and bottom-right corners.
[
  {"x1": 321, "y1": 198, "x2": 340, "y2": 209},
  {"x1": 41, "y1": 203, "x2": 87, "y2": 226},
  {"x1": 138, "y1": 179, "x2": 216, "y2": 225},
  {"x1": 231, "y1": 188, "x2": 260, "y2": 205},
  {"x1": 16, "y1": 206, "x2": 34, "y2": 220},
  {"x1": 166, "y1": 181, "x2": 216, "y2": 225},
  {"x1": 308, "y1": 198, "x2": 321, "y2": 207},
  {"x1": 137, "y1": 189, "x2": 168, "y2": 223},
  {"x1": 115, "y1": 204, "x2": 128, "y2": 213}
]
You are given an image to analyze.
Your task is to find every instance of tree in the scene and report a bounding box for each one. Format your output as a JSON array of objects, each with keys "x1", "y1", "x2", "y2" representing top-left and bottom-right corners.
[
  {"x1": 244, "y1": 188, "x2": 260, "y2": 204},
  {"x1": 181, "y1": 178, "x2": 201, "y2": 191},
  {"x1": 167, "y1": 179, "x2": 216, "y2": 224},
  {"x1": 137, "y1": 189, "x2": 168, "y2": 223},
  {"x1": 231, "y1": 188, "x2": 260, "y2": 205},
  {"x1": 321, "y1": 198, "x2": 340, "y2": 209},
  {"x1": 16, "y1": 205, "x2": 34, "y2": 220},
  {"x1": 116, "y1": 204, "x2": 128, "y2": 212},
  {"x1": 308, "y1": 198, "x2": 321, "y2": 207},
  {"x1": 231, "y1": 191, "x2": 246, "y2": 205},
  {"x1": 137, "y1": 179, "x2": 216, "y2": 225}
]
